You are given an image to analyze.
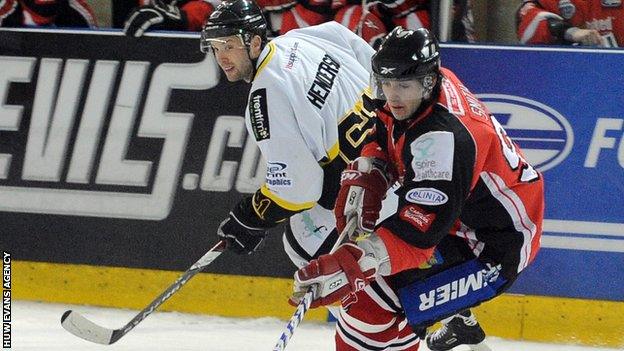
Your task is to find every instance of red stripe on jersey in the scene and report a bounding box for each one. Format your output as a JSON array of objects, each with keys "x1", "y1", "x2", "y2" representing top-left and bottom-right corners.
[
  {"x1": 20, "y1": 2, "x2": 52, "y2": 25},
  {"x1": 481, "y1": 171, "x2": 541, "y2": 271},
  {"x1": 334, "y1": 4, "x2": 360, "y2": 31},
  {"x1": 0, "y1": 0, "x2": 17, "y2": 20},
  {"x1": 280, "y1": 4, "x2": 328, "y2": 34},
  {"x1": 439, "y1": 67, "x2": 543, "y2": 269},
  {"x1": 69, "y1": 0, "x2": 96, "y2": 26},
  {"x1": 392, "y1": 9, "x2": 430, "y2": 30},
  {"x1": 517, "y1": 1, "x2": 562, "y2": 44}
]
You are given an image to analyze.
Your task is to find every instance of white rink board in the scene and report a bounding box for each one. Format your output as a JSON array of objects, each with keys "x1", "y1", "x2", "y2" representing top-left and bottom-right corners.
[{"x1": 12, "y1": 301, "x2": 620, "y2": 351}]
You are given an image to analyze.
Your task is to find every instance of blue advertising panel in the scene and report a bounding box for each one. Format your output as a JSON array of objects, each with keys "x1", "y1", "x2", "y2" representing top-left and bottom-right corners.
[{"x1": 441, "y1": 44, "x2": 624, "y2": 300}]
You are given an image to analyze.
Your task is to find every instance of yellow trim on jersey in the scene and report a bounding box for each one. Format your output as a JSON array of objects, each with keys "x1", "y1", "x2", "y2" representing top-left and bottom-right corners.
[
  {"x1": 254, "y1": 42, "x2": 276, "y2": 79},
  {"x1": 338, "y1": 87, "x2": 375, "y2": 125},
  {"x1": 260, "y1": 184, "x2": 315, "y2": 211},
  {"x1": 358, "y1": 87, "x2": 375, "y2": 115},
  {"x1": 319, "y1": 142, "x2": 340, "y2": 166}
]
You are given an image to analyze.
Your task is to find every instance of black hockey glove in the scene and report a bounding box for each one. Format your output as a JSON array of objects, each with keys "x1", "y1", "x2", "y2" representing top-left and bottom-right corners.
[
  {"x1": 217, "y1": 198, "x2": 269, "y2": 255},
  {"x1": 123, "y1": 0, "x2": 188, "y2": 37}
]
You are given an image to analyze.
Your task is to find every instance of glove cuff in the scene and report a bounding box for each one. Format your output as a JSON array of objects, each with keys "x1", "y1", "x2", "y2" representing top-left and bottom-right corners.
[
  {"x1": 231, "y1": 196, "x2": 272, "y2": 231},
  {"x1": 343, "y1": 157, "x2": 391, "y2": 191},
  {"x1": 334, "y1": 244, "x2": 377, "y2": 290}
]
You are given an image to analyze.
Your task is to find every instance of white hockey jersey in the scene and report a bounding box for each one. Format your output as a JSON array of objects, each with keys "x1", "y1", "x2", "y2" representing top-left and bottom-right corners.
[{"x1": 245, "y1": 21, "x2": 375, "y2": 212}]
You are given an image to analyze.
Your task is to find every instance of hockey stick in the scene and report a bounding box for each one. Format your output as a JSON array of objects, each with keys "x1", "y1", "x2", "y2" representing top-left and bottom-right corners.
[
  {"x1": 272, "y1": 217, "x2": 357, "y2": 351},
  {"x1": 60, "y1": 240, "x2": 227, "y2": 345}
]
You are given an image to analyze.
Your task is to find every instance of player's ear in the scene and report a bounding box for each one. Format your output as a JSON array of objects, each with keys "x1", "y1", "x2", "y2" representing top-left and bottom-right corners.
[{"x1": 249, "y1": 35, "x2": 263, "y2": 59}]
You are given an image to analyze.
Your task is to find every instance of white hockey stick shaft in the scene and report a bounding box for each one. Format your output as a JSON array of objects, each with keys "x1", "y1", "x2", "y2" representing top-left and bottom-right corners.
[
  {"x1": 272, "y1": 217, "x2": 357, "y2": 351},
  {"x1": 61, "y1": 240, "x2": 227, "y2": 345}
]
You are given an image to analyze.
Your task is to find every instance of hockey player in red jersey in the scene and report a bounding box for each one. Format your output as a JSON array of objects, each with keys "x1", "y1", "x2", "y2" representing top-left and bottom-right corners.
[
  {"x1": 122, "y1": 0, "x2": 219, "y2": 37},
  {"x1": 517, "y1": 0, "x2": 623, "y2": 47},
  {"x1": 121, "y1": 0, "x2": 302, "y2": 37},
  {"x1": 334, "y1": 0, "x2": 476, "y2": 49},
  {"x1": 290, "y1": 27, "x2": 545, "y2": 351},
  {"x1": 0, "y1": 0, "x2": 96, "y2": 28}
]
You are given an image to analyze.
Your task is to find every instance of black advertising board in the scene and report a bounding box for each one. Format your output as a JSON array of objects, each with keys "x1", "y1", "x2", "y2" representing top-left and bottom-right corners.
[{"x1": 0, "y1": 28, "x2": 294, "y2": 277}]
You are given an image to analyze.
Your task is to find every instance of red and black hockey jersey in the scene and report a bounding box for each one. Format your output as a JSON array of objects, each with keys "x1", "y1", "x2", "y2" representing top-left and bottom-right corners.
[
  {"x1": 112, "y1": 0, "x2": 217, "y2": 30},
  {"x1": 0, "y1": 0, "x2": 96, "y2": 27},
  {"x1": 517, "y1": 0, "x2": 623, "y2": 47},
  {"x1": 334, "y1": 0, "x2": 476, "y2": 43},
  {"x1": 362, "y1": 67, "x2": 545, "y2": 278}
]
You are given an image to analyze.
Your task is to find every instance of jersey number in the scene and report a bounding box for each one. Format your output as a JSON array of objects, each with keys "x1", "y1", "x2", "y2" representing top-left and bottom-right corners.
[
  {"x1": 338, "y1": 101, "x2": 375, "y2": 162},
  {"x1": 490, "y1": 116, "x2": 539, "y2": 183}
]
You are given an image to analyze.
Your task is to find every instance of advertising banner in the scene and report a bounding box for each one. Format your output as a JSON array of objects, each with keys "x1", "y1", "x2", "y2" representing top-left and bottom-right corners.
[
  {"x1": 0, "y1": 29, "x2": 288, "y2": 277},
  {"x1": 442, "y1": 44, "x2": 624, "y2": 300}
]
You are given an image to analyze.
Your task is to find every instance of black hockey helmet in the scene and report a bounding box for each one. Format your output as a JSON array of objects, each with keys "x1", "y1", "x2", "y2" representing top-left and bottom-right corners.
[
  {"x1": 371, "y1": 26, "x2": 440, "y2": 82},
  {"x1": 200, "y1": 0, "x2": 267, "y2": 53}
]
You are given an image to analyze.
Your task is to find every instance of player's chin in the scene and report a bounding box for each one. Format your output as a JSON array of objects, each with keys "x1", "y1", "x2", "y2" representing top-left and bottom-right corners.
[
  {"x1": 391, "y1": 109, "x2": 409, "y2": 120},
  {"x1": 223, "y1": 69, "x2": 241, "y2": 82}
]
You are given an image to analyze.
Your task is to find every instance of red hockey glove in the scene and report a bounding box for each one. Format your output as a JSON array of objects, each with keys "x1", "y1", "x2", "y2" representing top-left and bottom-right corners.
[
  {"x1": 334, "y1": 157, "x2": 389, "y2": 239},
  {"x1": 289, "y1": 243, "x2": 378, "y2": 308}
]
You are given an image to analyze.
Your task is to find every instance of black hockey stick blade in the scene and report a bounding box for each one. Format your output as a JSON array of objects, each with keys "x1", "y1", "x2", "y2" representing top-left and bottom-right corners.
[{"x1": 60, "y1": 240, "x2": 227, "y2": 345}]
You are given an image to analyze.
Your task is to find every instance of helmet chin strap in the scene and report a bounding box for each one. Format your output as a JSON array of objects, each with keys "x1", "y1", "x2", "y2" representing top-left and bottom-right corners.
[
  {"x1": 240, "y1": 33, "x2": 265, "y2": 83},
  {"x1": 404, "y1": 73, "x2": 440, "y2": 121}
]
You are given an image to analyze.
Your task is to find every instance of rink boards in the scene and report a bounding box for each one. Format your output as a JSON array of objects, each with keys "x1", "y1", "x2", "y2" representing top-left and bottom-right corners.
[{"x1": 0, "y1": 29, "x2": 622, "y2": 347}]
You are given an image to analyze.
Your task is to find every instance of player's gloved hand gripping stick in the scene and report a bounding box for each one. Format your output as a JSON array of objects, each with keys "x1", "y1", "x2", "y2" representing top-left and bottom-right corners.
[{"x1": 272, "y1": 217, "x2": 357, "y2": 351}]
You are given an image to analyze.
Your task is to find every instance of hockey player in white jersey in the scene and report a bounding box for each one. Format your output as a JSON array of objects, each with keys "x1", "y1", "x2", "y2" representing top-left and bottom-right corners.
[
  {"x1": 200, "y1": 0, "x2": 376, "y2": 268},
  {"x1": 201, "y1": 1, "x2": 425, "y2": 348}
]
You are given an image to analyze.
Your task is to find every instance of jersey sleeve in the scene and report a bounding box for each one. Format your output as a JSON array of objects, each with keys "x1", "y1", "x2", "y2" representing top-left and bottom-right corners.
[
  {"x1": 516, "y1": 0, "x2": 569, "y2": 44},
  {"x1": 377, "y1": 121, "x2": 476, "y2": 274},
  {"x1": 0, "y1": 0, "x2": 18, "y2": 26},
  {"x1": 56, "y1": 0, "x2": 97, "y2": 27},
  {"x1": 246, "y1": 83, "x2": 324, "y2": 222}
]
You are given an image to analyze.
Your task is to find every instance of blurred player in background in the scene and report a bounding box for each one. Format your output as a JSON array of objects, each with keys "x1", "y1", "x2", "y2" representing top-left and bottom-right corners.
[
  {"x1": 290, "y1": 27, "x2": 545, "y2": 351},
  {"x1": 0, "y1": 0, "x2": 96, "y2": 28},
  {"x1": 120, "y1": 0, "x2": 219, "y2": 36},
  {"x1": 517, "y1": 0, "x2": 623, "y2": 47},
  {"x1": 334, "y1": 0, "x2": 476, "y2": 48},
  {"x1": 119, "y1": 0, "x2": 474, "y2": 49},
  {"x1": 120, "y1": 0, "x2": 299, "y2": 37}
]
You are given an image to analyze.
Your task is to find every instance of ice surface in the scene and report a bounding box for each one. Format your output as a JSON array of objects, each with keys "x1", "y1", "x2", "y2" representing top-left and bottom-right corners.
[{"x1": 11, "y1": 301, "x2": 621, "y2": 351}]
